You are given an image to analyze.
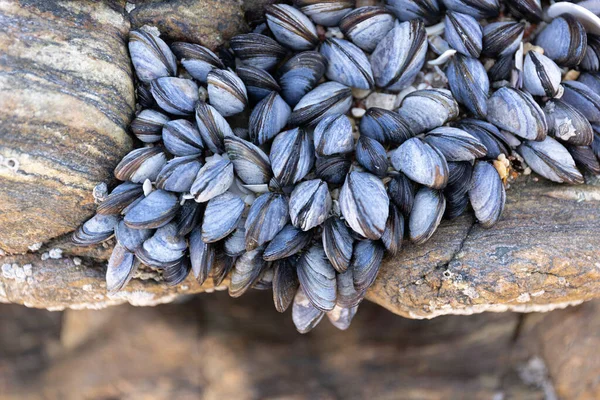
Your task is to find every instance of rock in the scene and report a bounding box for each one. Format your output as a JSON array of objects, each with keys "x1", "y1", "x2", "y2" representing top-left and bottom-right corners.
[
  {"x1": 129, "y1": 0, "x2": 248, "y2": 50},
  {"x1": 0, "y1": 0, "x2": 135, "y2": 254},
  {"x1": 1, "y1": 177, "x2": 599, "y2": 317}
]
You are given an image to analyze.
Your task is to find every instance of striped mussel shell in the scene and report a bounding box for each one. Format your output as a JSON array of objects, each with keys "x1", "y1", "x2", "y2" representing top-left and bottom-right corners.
[
  {"x1": 225, "y1": 135, "x2": 272, "y2": 185},
  {"x1": 296, "y1": 243, "x2": 337, "y2": 311},
  {"x1": 314, "y1": 114, "x2": 354, "y2": 155},
  {"x1": 289, "y1": 179, "x2": 332, "y2": 231},
  {"x1": 543, "y1": 98, "x2": 594, "y2": 146},
  {"x1": 277, "y1": 51, "x2": 327, "y2": 107},
  {"x1": 409, "y1": 187, "x2": 446, "y2": 244},
  {"x1": 137, "y1": 84, "x2": 156, "y2": 109},
  {"x1": 518, "y1": 136, "x2": 584, "y2": 184},
  {"x1": 567, "y1": 145, "x2": 600, "y2": 175},
  {"x1": 170, "y1": 42, "x2": 224, "y2": 83},
  {"x1": 189, "y1": 226, "x2": 214, "y2": 284},
  {"x1": 579, "y1": 73, "x2": 600, "y2": 97},
  {"x1": 446, "y1": 54, "x2": 489, "y2": 118},
  {"x1": 488, "y1": 54, "x2": 515, "y2": 82},
  {"x1": 444, "y1": 12, "x2": 483, "y2": 58},
  {"x1": 468, "y1": 161, "x2": 505, "y2": 228},
  {"x1": 561, "y1": 80, "x2": 600, "y2": 124},
  {"x1": 230, "y1": 33, "x2": 288, "y2": 71},
  {"x1": 128, "y1": 30, "x2": 176, "y2": 83},
  {"x1": 163, "y1": 119, "x2": 204, "y2": 156},
  {"x1": 381, "y1": 204, "x2": 404, "y2": 256},
  {"x1": 135, "y1": 223, "x2": 186, "y2": 268},
  {"x1": 190, "y1": 158, "x2": 234, "y2": 202},
  {"x1": 264, "y1": 224, "x2": 312, "y2": 261},
  {"x1": 390, "y1": 137, "x2": 449, "y2": 189},
  {"x1": 293, "y1": 0, "x2": 354, "y2": 26},
  {"x1": 114, "y1": 146, "x2": 167, "y2": 183},
  {"x1": 292, "y1": 285, "x2": 325, "y2": 333},
  {"x1": 155, "y1": 156, "x2": 202, "y2": 193},
  {"x1": 131, "y1": 110, "x2": 169, "y2": 143},
  {"x1": 482, "y1": 21, "x2": 524, "y2": 58},
  {"x1": 175, "y1": 200, "x2": 201, "y2": 237},
  {"x1": 162, "y1": 257, "x2": 191, "y2": 286},
  {"x1": 96, "y1": 182, "x2": 143, "y2": 215},
  {"x1": 315, "y1": 154, "x2": 352, "y2": 184},
  {"x1": 423, "y1": 127, "x2": 487, "y2": 161},
  {"x1": 338, "y1": 6, "x2": 396, "y2": 53},
  {"x1": 444, "y1": 161, "x2": 472, "y2": 219},
  {"x1": 207, "y1": 69, "x2": 248, "y2": 117},
  {"x1": 522, "y1": 51, "x2": 562, "y2": 98},
  {"x1": 230, "y1": 247, "x2": 267, "y2": 297},
  {"x1": 195, "y1": 102, "x2": 234, "y2": 154},
  {"x1": 535, "y1": 15, "x2": 587, "y2": 67},
  {"x1": 397, "y1": 89, "x2": 459, "y2": 135},
  {"x1": 265, "y1": 4, "x2": 319, "y2": 51},
  {"x1": 72, "y1": 213, "x2": 119, "y2": 245},
  {"x1": 442, "y1": 0, "x2": 499, "y2": 19},
  {"x1": 486, "y1": 87, "x2": 548, "y2": 141},
  {"x1": 245, "y1": 192, "x2": 289, "y2": 250},
  {"x1": 581, "y1": 34, "x2": 600, "y2": 72},
  {"x1": 150, "y1": 77, "x2": 199, "y2": 116},
  {"x1": 201, "y1": 192, "x2": 245, "y2": 243},
  {"x1": 322, "y1": 217, "x2": 354, "y2": 273},
  {"x1": 359, "y1": 107, "x2": 412, "y2": 145},
  {"x1": 385, "y1": 0, "x2": 443, "y2": 26},
  {"x1": 237, "y1": 66, "x2": 281, "y2": 103},
  {"x1": 124, "y1": 189, "x2": 179, "y2": 230},
  {"x1": 337, "y1": 266, "x2": 366, "y2": 308},
  {"x1": 387, "y1": 172, "x2": 415, "y2": 216},
  {"x1": 289, "y1": 81, "x2": 353, "y2": 126},
  {"x1": 455, "y1": 119, "x2": 510, "y2": 160},
  {"x1": 355, "y1": 136, "x2": 389, "y2": 177},
  {"x1": 272, "y1": 257, "x2": 300, "y2": 313},
  {"x1": 505, "y1": 0, "x2": 543, "y2": 22},
  {"x1": 320, "y1": 38, "x2": 374, "y2": 89},
  {"x1": 115, "y1": 220, "x2": 152, "y2": 253},
  {"x1": 106, "y1": 243, "x2": 139, "y2": 294},
  {"x1": 351, "y1": 239, "x2": 384, "y2": 292},
  {"x1": 270, "y1": 127, "x2": 315, "y2": 187},
  {"x1": 371, "y1": 20, "x2": 428, "y2": 92},
  {"x1": 249, "y1": 92, "x2": 291, "y2": 146}
]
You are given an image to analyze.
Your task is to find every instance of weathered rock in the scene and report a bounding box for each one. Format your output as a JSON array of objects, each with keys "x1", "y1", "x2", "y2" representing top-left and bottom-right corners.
[
  {"x1": 0, "y1": 0, "x2": 135, "y2": 254},
  {"x1": 129, "y1": 0, "x2": 248, "y2": 50}
]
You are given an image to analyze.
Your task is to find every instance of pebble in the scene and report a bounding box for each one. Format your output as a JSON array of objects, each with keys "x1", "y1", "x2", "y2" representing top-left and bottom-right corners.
[
  {"x1": 351, "y1": 87, "x2": 371, "y2": 100},
  {"x1": 198, "y1": 86, "x2": 208, "y2": 102},
  {"x1": 365, "y1": 92, "x2": 398, "y2": 111},
  {"x1": 351, "y1": 107, "x2": 366, "y2": 118},
  {"x1": 325, "y1": 27, "x2": 344, "y2": 39},
  {"x1": 73, "y1": 257, "x2": 82, "y2": 266},
  {"x1": 28, "y1": 242, "x2": 42, "y2": 252},
  {"x1": 563, "y1": 70, "x2": 580, "y2": 81}
]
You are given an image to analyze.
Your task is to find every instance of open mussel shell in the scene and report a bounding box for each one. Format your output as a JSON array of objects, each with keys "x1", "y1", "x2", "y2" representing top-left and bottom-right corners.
[
  {"x1": 97, "y1": 183, "x2": 143, "y2": 215},
  {"x1": 114, "y1": 147, "x2": 166, "y2": 183},
  {"x1": 297, "y1": 244, "x2": 337, "y2": 312},
  {"x1": 387, "y1": 172, "x2": 415, "y2": 216},
  {"x1": 444, "y1": 161, "x2": 473, "y2": 219},
  {"x1": 339, "y1": 171, "x2": 389, "y2": 240},
  {"x1": 355, "y1": 136, "x2": 389, "y2": 177},
  {"x1": 230, "y1": 247, "x2": 267, "y2": 297},
  {"x1": 371, "y1": 20, "x2": 428, "y2": 92},
  {"x1": 245, "y1": 193, "x2": 289, "y2": 251},
  {"x1": 171, "y1": 42, "x2": 224, "y2": 83},
  {"x1": 290, "y1": 81, "x2": 353, "y2": 126},
  {"x1": 423, "y1": 127, "x2": 487, "y2": 162},
  {"x1": 486, "y1": 87, "x2": 548, "y2": 141},
  {"x1": 207, "y1": 69, "x2": 248, "y2": 117},
  {"x1": 327, "y1": 304, "x2": 359, "y2": 331},
  {"x1": 202, "y1": 192, "x2": 245, "y2": 243},
  {"x1": 442, "y1": 0, "x2": 499, "y2": 19},
  {"x1": 337, "y1": 267, "x2": 366, "y2": 308},
  {"x1": 265, "y1": 4, "x2": 319, "y2": 51},
  {"x1": 314, "y1": 114, "x2": 354, "y2": 156},
  {"x1": 567, "y1": 145, "x2": 600, "y2": 175},
  {"x1": 237, "y1": 66, "x2": 281, "y2": 103},
  {"x1": 482, "y1": 21, "x2": 524, "y2": 58},
  {"x1": 124, "y1": 189, "x2": 179, "y2": 229},
  {"x1": 289, "y1": 179, "x2": 332, "y2": 231},
  {"x1": 315, "y1": 154, "x2": 351, "y2": 184},
  {"x1": 292, "y1": 286, "x2": 325, "y2": 334},
  {"x1": 264, "y1": 225, "x2": 312, "y2": 261},
  {"x1": 320, "y1": 38, "x2": 374, "y2": 90},
  {"x1": 351, "y1": 240, "x2": 384, "y2": 292},
  {"x1": 190, "y1": 158, "x2": 234, "y2": 202},
  {"x1": 131, "y1": 110, "x2": 169, "y2": 143},
  {"x1": 544, "y1": 98, "x2": 594, "y2": 146},
  {"x1": 249, "y1": 91, "x2": 291, "y2": 145},
  {"x1": 195, "y1": 101, "x2": 234, "y2": 154},
  {"x1": 518, "y1": 137, "x2": 584, "y2": 184},
  {"x1": 189, "y1": 227, "x2": 215, "y2": 285},
  {"x1": 339, "y1": 6, "x2": 395, "y2": 53},
  {"x1": 230, "y1": 33, "x2": 287, "y2": 71},
  {"x1": 359, "y1": 107, "x2": 411, "y2": 145},
  {"x1": 72, "y1": 214, "x2": 119, "y2": 245},
  {"x1": 522, "y1": 51, "x2": 562, "y2": 98},
  {"x1": 386, "y1": 0, "x2": 443, "y2": 25},
  {"x1": 381, "y1": 204, "x2": 404, "y2": 256},
  {"x1": 390, "y1": 137, "x2": 449, "y2": 189},
  {"x1": 561, "y1": 81, "x2": 600, "y2": 124},
  {"x1": 396, "y1": 89, "x2": 459, "y2": 135},
  {"x1": 455, "y1": 119, "x2": 510, "y2": 160},
  {"x1": 270, "y1": 128, "x2": 315, "y2": 187},
  {"x1": 409, "y1": 187, "x2": 446, "y2": 244},
  {"x1": 277, "y1": 51, "x2": 326, "y2": 108},
  {"x1": 272, "y1": 258, "x2": 300, "y2": 313},
  {"x1": 129, "y1": 30, "x2": 176, "y2": 83},
  {"x1": 151, "y1": 77, "x2": 199, "y2": 116},
  {"x1": 225, "y1": 136, "x2": 272, "y2": 185},
  {"x1": 115, "y1": 220, "x2": 152, "y2": 252},
  {"x1": 505, "y1": 0, "x2": 542, "y2": 23},
  {"x1": 322, "y1": 217, "x2": 353, "y2": 273},
  {"x1": 446, "y1": 54, "x2": 489, "y2": 118},
  {"x1": 468, "y1": 161, "x2": 505, "y2": 228},
  {"x1": 135, "y1": 223, "x2": 186, "y2": 268},
  {"x1": 162, "y1": 257, "x2": 192, "y2": 286},
  {"x1": 106, "y1": 243, "x2": 139, "y2": 294},
  {"x1": 581, "y1": 34, "x2": 600, "y2": 72},
  {"x1": 535, "y1": 15, "x2": 587, "y2": 67},
  {"x1": 444, "y1": 12, "x2": 482, "y2": 58},
  {"x1": 155, "y1": 156, "x2": 202, "y2": 193},
  {"x1": 294, "y1": 0, "x2": 354, "y2": 26},
  {"x1": 163, "y1": 119, "x2": 204, "y2": 156}
]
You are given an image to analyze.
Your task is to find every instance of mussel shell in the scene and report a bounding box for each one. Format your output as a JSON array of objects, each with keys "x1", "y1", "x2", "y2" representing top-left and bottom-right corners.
[
  {"x1": 339, "y1": 171, "x2": 390, "y2": 240},
  {"x1": 386, "y1": 0, "x2": 443, "y2": 25},
  {"x1": 175, "y1": 200, "x2": 202, "y2": 237},
  {"x1": 225, "y1": 136, "x2": 272, "y2": 185},
  {"x1": 581, "y1": 34, "x2": 600, "y2": 72},
  {"x1": 535, "y1": 15, "x2": 587, "y2": 67},
  {"x1": 277, "y1": 51, "x2": 327, "y2": 107},
  {"x1": 455, "y1": 119, "x2": 510, "y2": 160},
  {"x1": 270, "y1": 127, "x2": 315, "y2": 187},
  {"x1": 387, "y1": 172, "x2": 415, "y2": 216},
  {"x1": 322, "y1": 217, "x2": 354, "y2": 273},
  {"x1": 230, "y1": 33, "x2": 287, "y2": 71},
  {"x1": 229, "y1": 248, "x2": 267, "y2": 297},
  {"x1": 444, "y1": 12, "x2": 482, "y2": 58},
  {"x1": 155, "y1": 156, "x2": 202, "y2": 193},
  {"x1": 265, "y1": 4, "x2": 319, "y2": 51},
  {"x1": 320, "y1": 38, "x2": 374, "y2": 89},
  {"x1": 336, "y1": 267, "x2": 366, "y2": 308},
  {"x1": 423, "y1": 127, "x2": 487, "y2": 162},
  {"x1": 137, "y1": 85, "x2": 156, "y2": 109},
  {"x1": 292, "y1": 286, "x2": 325, "y2": 334},
  {"x1": 272, "y1": 257, "x2": 300, "y2": 313},
  {"x1": 115, "y1": 219, "x2": 153, "y2": 252},
  {"x1": 264, "y1": 225, "x2": 313, "y2": 261},
  {"x1": 327, "y1": 304, "x2": 358, "y2": 331},
  {"x1": 488, "y1": 54, "x2": 515, "y2": 82},
  {"x1": 190, "y1": 227, "x2": 215, "y2": 285},
  {"x1": 72, "y1": 214, "x2": 119, "y2": 245},
  {"x1": 359, "y1": 107, "x2": 412, "y2": 145},
  {"x1": 170, "y1": 42, "x2": 225, "y2": 83},
  {"x1": 131, "y1": 110, "x2": 169, "y2": 143},
  {"x1": 390, "y1": 137, "x2": 449, "y2": 189},
  {"x1": 486, "y1": 87, "x2": 547, "y2": 141},
  {"x1": 561, "y1": 80, "x2": 600, "y2": 124},
  {"x1": 444, "y1": 161, "x2": 473, "y2": 219},
  {"x1": 97, "y1": 183, "x2": 143, "y2": 215},
  {"x1": 106, "y1": 243, "x2": 139, "y2": 294},
  {"x1": 339, "y1": 6, "x2": 396, "y2": 53},
  {"x1": 381, "y1": 204, "x2": 404, "y2": 256},
  {"x1": 289, "y1": 179, "x2": 332, "y2": 231},
  {"x1": 518, "y1": 136, "x2": 584, "y2": 184},
  {"x1": 124, "y1": 189, "x2": 179, "y2": 230},
  {"x1": 245, "y1": 193, "x2": 289, "y2": 251},
  {"x1": 294, "y1": 0, "x2": 354, "y2": 26},
  {"x1": 544, "y1": 98, "x2": 594, "y2": 146},
  {"x1": 371, "y1": 20, "x2": 428, "y2": 92},
  {"x1": 202, "y1": 192, "x2": 245, "y2": 243},
  {"x1": 314, "y1": 114, "x2": 354, "y2": 155},
  {"x1": 351, "y1": 240, "x2": 384, "y2": 292},
  {"x1": 249, "y1": 91, "x2": 291, "y2": 145},
  {"x1": 315, "y1": 154, "x2": 352, "y2": 185},
  {"x1": 567, "y1": 145, "x2": 600, "y2": 175},
  {"x1": 129, "y1": 30, "x2": 176, "y2": 83},
  {"x1": 150, "y1": 77, "x2": 199, "y2": 116},
  {"x1": 397, "y1": 89, "x2": 459, "y2": 135},
  {"x1": 237, "y1": 66, "x2": 281, "y2": 103},
  {"x1": 190, "y1": 159, "x2": 234, "y2": 202},
  {"x1": 163, "y1": 119, "x2": 205, "y2": 156},
  {"x1": 442, "y1": 0, "x2": 499, "y2": 19},
  {"x1": 114, "y1": 146, "x2": 166, "y2": 183},
  {"x1": 446, "y1": 54, "x2": 489, "y2": 118},
  {"x1": 207, "y1": 69, "x2": 248, "y2": 117},
  {"x1": 482, "y1": 21, "x2": 524, "y2": 58},
  {"x1": 195, "y1": 102, "x2": 234, "y2": 154},
  {"x1": 505, "y1": 0, "x2": 542, "y2": 22},
  {"x1": 409, "y1": 187, "x2": 446, "y2": 244},
  {"x1": 355, "y1": 136, "x2": 389, "y2": 177},
  {"x1": 296, "y1": 244, "x2": 337, "y2": 312},
  {"x1": 211, "y1": 252, "x2": 235, "y2": 287},
  {"x1": 162, "y1": 257, "x2": 191, "y2": 286},
  {"x1": 289, "y1": 81, "x2": 353, "y2": 126},
  {"x1": 468, "y1": 161, "x2": 505, "y2": 228},
  {"x1": 522, "y1": 51, "x2": 562, "y2": 98},
  {"x1": 135, "y1": 223, "x2": 186, "y2": 268},
  {"x1": 224, "y1": 221, "x2": 247, "y2": 257}
]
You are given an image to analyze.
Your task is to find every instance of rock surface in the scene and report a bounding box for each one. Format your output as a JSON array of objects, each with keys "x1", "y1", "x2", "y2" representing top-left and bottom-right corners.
[
  {"x1": 0, "y1": 0, "x2": 135, "y2": 254},
  {"x1": 2, "y1": 178, "x2": 599, "y2": 319}
]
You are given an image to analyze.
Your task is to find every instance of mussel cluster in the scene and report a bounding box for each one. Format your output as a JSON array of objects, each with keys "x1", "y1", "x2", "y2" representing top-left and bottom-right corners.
[{"x1": 74, "y1": 0, "x2": 600, "y2": 333}]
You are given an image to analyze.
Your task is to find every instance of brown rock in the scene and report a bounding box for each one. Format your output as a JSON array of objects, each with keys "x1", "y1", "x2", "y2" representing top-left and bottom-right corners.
[
  {"x1": 0, "y1": 0, "x2": 135, "y2": 254},
  {"x1": 129, "y1": 0, "x2": 248, "y2": 50}
]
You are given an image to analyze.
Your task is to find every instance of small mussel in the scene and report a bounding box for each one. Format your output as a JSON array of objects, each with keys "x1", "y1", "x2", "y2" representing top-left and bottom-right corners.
[
  {"x1": 151, "y1": 77, "x2": 199, "y2": 116},
  {"x1": 423, "y1": 127, "x2": 487, "y2": 162},
  {"x1": 293, "y1": 0, "x2": 354, "y2": 26},
  {"x1": 351, "y1": 240, "x2": 384, "y2": 292},
  {"x1": 97, "y1": 183, "x2": 144, "y2": 216},
  {"x1": 289, "y1": 179, "x2": 332, "y2": 231},
  {"x1": 225, "y1": 136, "x2": 272, "y2": 185},
  {"x1": 124, "y1": 189, "x2": 179, "y2": 229},
  {"x1": 170, "y1": 42, "x2": 225, "y2": 83},
  {"x1": 202, "y1": 192, "x2": 245, "y2": 243},
  {"x1": 135, "y1": 223, "x2": 187, "y2": 269},
  {"x1": 535, "y1": 15, "x2": 587, "y2": 67},
  {"x1": 359, "y1": 107, "x2": 412, "y2": 145},
  {"x1": 518, "y1": 137, "x2": 584, "y2": 184},
  {"x1": 482, "y1": 21, "x2": 525, "y2": 58},
  {"x1": 207, "y1": 69, "x2": 248, "y2": 117},
  {"x1": 155, "y1": 156, "x2": 202, "y2": 193},
  {"x1": 339, "y1": 6, "x2": 396, "y2": 53},
  {"x1": 106, "y1": 244, "x2": 139, "y2": 294},
  {"x1": 544, "y1": 98, "x2": 594, "y2": 146},
  {"x1": 230, "y1": 33, "x2": 287, "y2": 71},
  {"x1": 190, "y1": 158, "x2": 234, "y2": 202},
  {"x1": 265, "y1": 4, "x2": 319, "y2": 51},
  {"x1": 320, "y1": 38, "x2": 374, "y2": 89},
  {"x1": 237, "y1": 66, "x2": 281, "y2": 103},
  {"x1": 131, "y1": 110, "x2": 169, "y2": 143},
  {"x1": 397, "y1": 89, "x2": 459, "y2": 135},
  {"x1": 322, "y1": 217, "x2": 354, "y2": 273},
  {"x1": 505, "y1": 0, "x2": 542, "y2": 23},
  {"x1": 289, "y1": 81, "x2": 353, "y2": 126},
  {"x1": 264, "y1": 225, "x2": 312, "y2": 261},
  {"x1": 296, "y1": 243, "x2": 337, "y2": 311},
  {"x1": 114, "y1": 147, "x2": 166, "y2": 183},
  {"x1": 292, "y1": 286, "x2": 325, "y2": 333},
  {"x1": 195, "y1": 102, "x2": 234, "y2": 154},
  {"x1": 314, "y1": 114, "x2": 354, "y2": 155},
  {"x1": 468, "y1": 161, "x2": 505, "y2": 228},
  {"x1": 522, "y1": 51, "x2": 562, "y2": 98},
  {"x1": 386, "y1": 0, "x2": 443, "y2": 26},
  {"x1": 72, "y1": 214, "x2": 119, "y2": 245},
  {"x1": 249, "y1": 91, "x2": 291, "y2": 145},
  {"x1": 387, "y1": 172, "x2": 415, "y2": 216},
  {"x1": 444, "y1": 161, "x2": 472, "y2": 219},
  {"x1": 455, "y1": 119, "x2": 510, "y2": 159},
  {"x1": 272, "y1": 258, "x2": 300, "y2": 312},
  {"x1": 230, "y1": 247, "x2": 267, "y2": 297},
  {"x1": 567, "y1": 145, "x2": 600, "y2": 175},
  {"x1": 381, "y1": 204, "x2": 404, "y2": 256},
  {"x1": 270, "y1": 127, "x2": 315, "y2": 187},
  {"x1": 129, "y1": 30, "x2": 176, "y2": 83},
  {"x1": 446, "y1": 54, "x2": 489, "y2": 118},
  {"x1": 561, "y1": 80, "x2": 600, "y2": 124},
  {"x1": 581, "y1": 34, "x2": 600, "y2": 72},
  {"x1": 442, "y1": 0, "x2": 499, "y2": 19},
  {"x1": 163, "y1": 119, "x2": 205, "y2": 156},
  {"x1": 409, "y1": 187, "x2": 446, "y2": 244},
  {"x1": 444, "y1": 12, "x2": 482, "y2": 58},
  {"x1": 486, "y1": 87, "x2": 547, "y2": 141},
  {"x1": 390, "y1": 137, "x2": 449, "y2": 189},
  {"x1": 315, "y1": 154, "x2": 352, "y2": 184},
  {"x1": 355, "y1": 136, "x2": 389, "y2": 177},
  {"x1": 277, "y1": 51, "x2": 327, "y2": 107},
  {"x1": 245, "y1": 192, "x2": 289, "y2": 250}
]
